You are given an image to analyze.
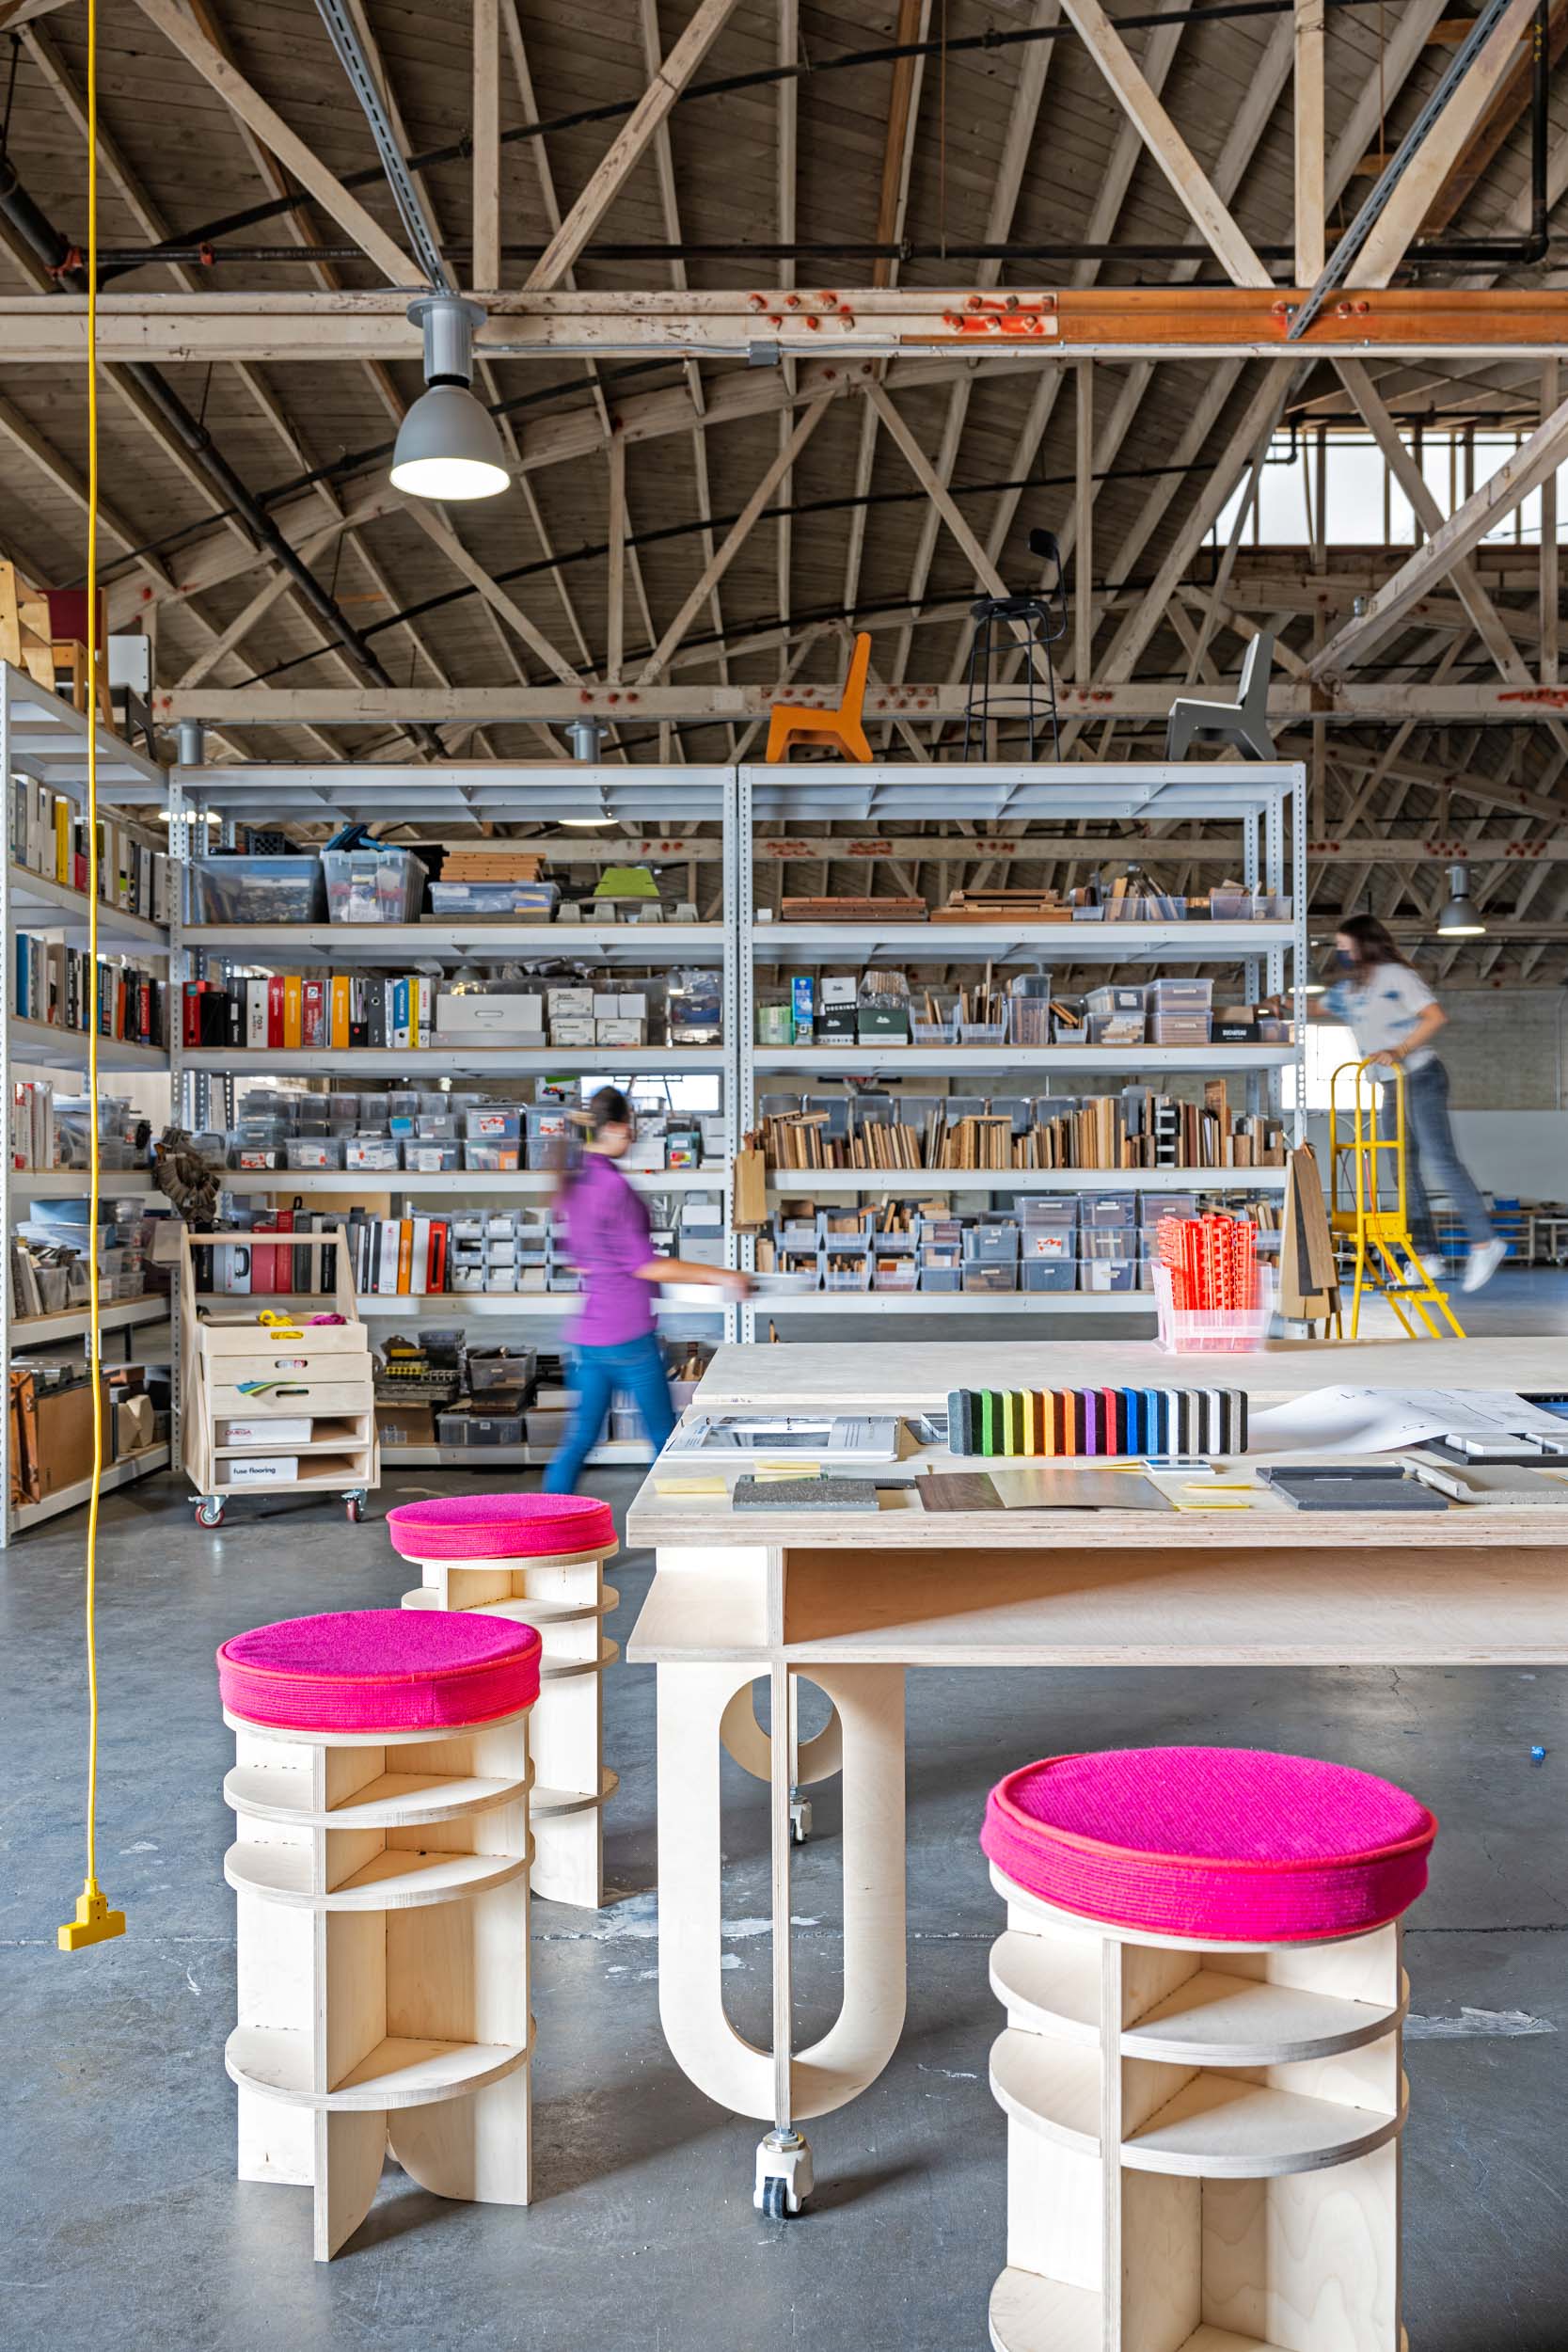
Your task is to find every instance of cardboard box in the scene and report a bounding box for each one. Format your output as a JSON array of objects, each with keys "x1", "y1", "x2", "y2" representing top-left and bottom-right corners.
[
  {"x1": 595, "y1": 1018, "x2": 646, "y2": 1046},
  {"x1": 592, "y1": 993, "x2": 620, "y2": 1018},
  {"x1": 820, "y1": 977, "x2": 857, "y2": 1006},
  {"x1": 857, "y1": 1006, "x2": 911, "y2": 1041},
  {"x1": 36, "y1": 1382, "x2": 100, "y2": 1497},
  {"x1": 550, "y1": 1019, "x2": 596, "y2": 1046},
  {"x1": 818, "y1": 1008, "x2": 857, "y2": 1040},
  {"x1": 114, "y1": 1391, "x2": 154, "y2": 1451},
  {"x1": 217, "y1": 1413, "x2": 309, "y2": 1447},
  {"x1": 617, "y1": 993, "x2": 648, "y2": 1018},
  {"x1": 546, "y1": 987, "x2": 594, "y2": 1018}
]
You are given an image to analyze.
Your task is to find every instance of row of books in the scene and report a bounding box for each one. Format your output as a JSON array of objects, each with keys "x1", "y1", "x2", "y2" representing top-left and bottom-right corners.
[
  {"x1": 14, "y1": 937, "x2": 170, "y2": 1046},
  {"x1": 8, "y1": 783, "x2": 172, "y2": 926},
  {"x1": 193, "y1": 1214, "x2": 536, "y2": 1300},
  {"x1": 183, "y1": 973, "x2": 435, "y2": 1053},
  {"x1": 761, "y1": 1089, "x2": 1288, "y2": 1173}
]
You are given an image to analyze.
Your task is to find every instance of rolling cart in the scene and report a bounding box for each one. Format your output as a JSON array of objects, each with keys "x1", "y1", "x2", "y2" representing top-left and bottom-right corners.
[{"x1": 180, "y1": 1225, "x2": 378, "y2": 1527}]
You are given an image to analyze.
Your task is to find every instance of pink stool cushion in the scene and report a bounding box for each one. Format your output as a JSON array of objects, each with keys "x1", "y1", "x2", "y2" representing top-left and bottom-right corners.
[
  {"x1": 218, "y1": 1609, "x2": 542, "y2": 1733},
  {"x1": 385, "y1": 1491, "x2": 615, "y2": 1563},
  {"x1": 981, "y1": 1747, "x2": 1435, "y2": 1943}
]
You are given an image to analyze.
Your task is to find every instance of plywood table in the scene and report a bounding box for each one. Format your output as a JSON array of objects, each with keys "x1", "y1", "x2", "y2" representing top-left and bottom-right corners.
[{"x1": 626, "y1": 1337, "x2": 1568, "y2": 2217}]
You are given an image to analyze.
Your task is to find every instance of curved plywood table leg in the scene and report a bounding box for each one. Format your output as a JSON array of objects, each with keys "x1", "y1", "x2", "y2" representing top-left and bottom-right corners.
[
  {"x1": 657, "y1": 1661, "x2": 906, "y2": 2144},
  {"x1": 719, "y1": 1683, "x2": 843, "y2": 1787}
]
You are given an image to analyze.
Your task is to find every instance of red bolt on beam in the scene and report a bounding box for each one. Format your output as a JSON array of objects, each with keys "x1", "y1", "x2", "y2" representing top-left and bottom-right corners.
[{"x1": 747, "y1": 293, "x2": 767, "y2": 310}]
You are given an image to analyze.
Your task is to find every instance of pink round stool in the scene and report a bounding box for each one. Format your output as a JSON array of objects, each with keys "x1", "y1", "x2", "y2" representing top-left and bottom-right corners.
[
  {"x1": 389, "y1": 1493, "x2": 620, "y2": 1911},
  {"x1": 981, "y1": 1747, "x2": 1433, "y2": 2352},
  {"x1": 219, "y1": 1609, "x2": 542, "y2": 2260}
]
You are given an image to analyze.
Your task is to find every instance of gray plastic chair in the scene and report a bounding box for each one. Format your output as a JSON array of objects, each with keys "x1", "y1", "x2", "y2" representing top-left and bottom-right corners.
[{"x1": 1164, "y1": 630, "x2": 1276, "y2": 760}]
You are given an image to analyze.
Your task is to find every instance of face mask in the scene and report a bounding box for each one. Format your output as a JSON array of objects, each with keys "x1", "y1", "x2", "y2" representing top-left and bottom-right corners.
[{"x1": 1334, "y1": 948, "x2": 1357, "y2": 971}]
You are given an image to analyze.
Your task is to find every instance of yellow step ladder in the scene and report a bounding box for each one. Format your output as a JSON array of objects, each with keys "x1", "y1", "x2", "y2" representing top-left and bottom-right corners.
[{"x1": 1328, "y1": 1057, "x2": 1465, "y2": 1339}]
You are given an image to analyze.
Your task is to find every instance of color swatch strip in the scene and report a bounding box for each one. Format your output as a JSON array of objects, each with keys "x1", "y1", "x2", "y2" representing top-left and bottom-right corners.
[{"x1": 946, "y1": 1387, "x2": 1247, "y2": 1457}]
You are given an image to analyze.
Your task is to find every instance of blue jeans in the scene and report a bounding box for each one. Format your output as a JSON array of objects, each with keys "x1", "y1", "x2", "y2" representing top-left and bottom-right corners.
[
  {"x1": 544, "y1": 1331, "x2": 674, "y2": 1494},
  {"x1": 1382, "y1": 1057, "x2": 1495, "y2": 1253}
]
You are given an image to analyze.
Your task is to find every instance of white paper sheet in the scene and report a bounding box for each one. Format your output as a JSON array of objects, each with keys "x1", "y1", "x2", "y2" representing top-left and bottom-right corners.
[{"x1": 1246, "y1": 1387, "x2": 1568, "y2": 1457}]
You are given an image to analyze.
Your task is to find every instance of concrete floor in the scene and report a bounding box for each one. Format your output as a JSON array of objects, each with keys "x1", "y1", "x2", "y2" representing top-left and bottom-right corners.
[{"x1": 5, "y1": 1276, "x2": 1566, "y2": 2350}]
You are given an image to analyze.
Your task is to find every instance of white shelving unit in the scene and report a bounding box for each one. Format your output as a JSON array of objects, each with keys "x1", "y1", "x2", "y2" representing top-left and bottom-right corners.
[
  {"x1": 1, "y1": 661, "x2": 173, "y2": 1543},
  {"x1": 143, "y1": 759, "x2": 745, "y2": 1435},
  {"x1": 736, "y1": 761, "x2": 1307, "y2": 1341}
]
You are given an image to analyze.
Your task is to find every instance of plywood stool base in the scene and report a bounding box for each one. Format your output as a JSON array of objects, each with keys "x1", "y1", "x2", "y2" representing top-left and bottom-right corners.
[
  {"x1": 403, "y1": 1541, "x2": 619, "y2": 1909},
  {"x1": 987, "y1": 1868, "x2": 1410, "y2": 2351},
  {"x1": 223, "y1": 1693, "x2": 536, "y2": 2260}
]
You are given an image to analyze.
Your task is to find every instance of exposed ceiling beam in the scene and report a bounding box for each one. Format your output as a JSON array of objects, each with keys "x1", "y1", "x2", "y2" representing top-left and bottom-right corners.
[
  {"x1": 155, "y1": 679, "x2": 1568, "y2": 727},
  {"x1": 11, "y1": 287, "x2": 1568, "y2": 362}
]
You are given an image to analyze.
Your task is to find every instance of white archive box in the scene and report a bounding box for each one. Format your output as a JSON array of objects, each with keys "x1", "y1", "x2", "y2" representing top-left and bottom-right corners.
[
  {"x1": 436, "y1": 992, "x2": 545, "y2": 1039},
  {"x1": 216, "y1": 1417, "x2": 312, "y2": 1446},
  {"x1": 225, "y1": 1455, "x2": 301, "y2": 1486}
]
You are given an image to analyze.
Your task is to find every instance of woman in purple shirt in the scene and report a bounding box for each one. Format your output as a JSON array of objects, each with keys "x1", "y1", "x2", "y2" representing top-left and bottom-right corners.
[{"x1": 544, "y1": 1086, "x2": 749, "y2": 1494}]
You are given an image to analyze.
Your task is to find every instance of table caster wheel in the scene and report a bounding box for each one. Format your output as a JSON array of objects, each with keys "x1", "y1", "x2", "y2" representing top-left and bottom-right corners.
[
  {"x1": 789, "y1": 1793, "x2": 812, "y2": 1845},
  {"x1": 195, "y1": 1497, "x2": 225, "y2": 1529},
  {"x1": 343, "y1": 1491, "x2": 366, "y2": 1523},
  {"x1": 754, "y1": 2126, "x2": 812, "y2": 2217}
]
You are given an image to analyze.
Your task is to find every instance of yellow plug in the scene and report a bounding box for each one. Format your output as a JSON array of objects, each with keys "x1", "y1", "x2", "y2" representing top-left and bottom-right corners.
[{"x1": 57, "y1": 1880, "x2": 125, "y2": 1951}]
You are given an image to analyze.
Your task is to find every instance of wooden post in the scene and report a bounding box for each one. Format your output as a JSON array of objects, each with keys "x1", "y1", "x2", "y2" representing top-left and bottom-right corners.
[
  {"x1": 1543, "y1": 359, "x2": 1560, "y2": 686},
  {"x1": 1075, "y1": 362, "x2": 1094, "y2": 685},
  {"x1": 607, "y1": 430, "x2": 626, "y2": 685},
  {"x1": 471, "y1": 0, "x2": 500, "y2": 292},
  {"x1": 1293, "y1": 0, "x2": 1325, "y2": 284}
]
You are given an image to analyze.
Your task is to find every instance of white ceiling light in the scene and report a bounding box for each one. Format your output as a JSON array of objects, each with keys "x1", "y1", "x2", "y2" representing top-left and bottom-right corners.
[
  {"x1": 1435, "y1": 862, "x2": 1485, "y2": 937},
  {"x1": 390, "y1": 295, "x2": 509, "y2": 501}
]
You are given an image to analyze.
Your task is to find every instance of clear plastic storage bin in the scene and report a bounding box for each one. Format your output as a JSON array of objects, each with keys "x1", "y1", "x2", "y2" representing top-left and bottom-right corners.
[
  {"x1": 962, "y1": 1263, "x2": 1019, "y2": 1294},
  {"x1": 1080, "y1": 1259, "x2": 1137, "y2": 1291},
  {"x1": 190, "y1": 856, "x2": 325, "y2": 925},
  {"x1": 1148, "y1": 1012, "x2": 1212, "y2": 1045},
  {"x1": 1086, "y1": 985, "x2": 1147, "y2": 1016},
  {"x1": 1022, "y1": 1259, "x2": 1077, "y2": 1292},
  {"x1": 284, "y1": 1137, "x2": 343, "y2": 1170},
  {"x1": 322, "y1": 847, "x2": 425, "y2": 924},
  {"x1": 1148, "y1": 977, "x2": 1214, "y2": 1009}
]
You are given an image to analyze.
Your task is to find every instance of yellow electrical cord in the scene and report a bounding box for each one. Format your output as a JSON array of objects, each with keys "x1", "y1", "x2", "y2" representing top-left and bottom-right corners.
[{"x1": 58, "y1": 0, "x2": 122, "y2": 1953}]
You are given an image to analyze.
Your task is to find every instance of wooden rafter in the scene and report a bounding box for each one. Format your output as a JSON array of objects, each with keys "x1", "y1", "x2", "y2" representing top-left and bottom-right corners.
[
  {"x1": 524, "y1": 0, "x2": 741, "y2": 292},
  {"x1": 130, "y1": 0, "x2": 420, "y2": 286}
]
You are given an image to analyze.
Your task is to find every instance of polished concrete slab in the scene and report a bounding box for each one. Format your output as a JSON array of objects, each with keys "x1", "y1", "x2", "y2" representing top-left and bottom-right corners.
[{"x1": 5, "y1": 1293, "x2": 1566, "y2": 2349}]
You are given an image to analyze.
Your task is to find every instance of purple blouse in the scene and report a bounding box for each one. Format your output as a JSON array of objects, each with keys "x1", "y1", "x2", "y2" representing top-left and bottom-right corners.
[{"x1": 561, "y1": 1150, "x2": 657, "y2": 1345}]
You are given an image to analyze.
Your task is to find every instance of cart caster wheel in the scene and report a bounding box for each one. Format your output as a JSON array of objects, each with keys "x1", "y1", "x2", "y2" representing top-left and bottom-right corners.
[
  {"x1": 753, "y1": 2127, "x2": 812, "y2": 2217},
  {"x1": 789, "y1": 1793, "x2": 812, "y2": 1845},
  {"x1": 195, "y1": 1498, "x2": 225, "y2": 1528},
  {"x1": 343, "y1": 1493, "x2": 366, "y2": 1523}
]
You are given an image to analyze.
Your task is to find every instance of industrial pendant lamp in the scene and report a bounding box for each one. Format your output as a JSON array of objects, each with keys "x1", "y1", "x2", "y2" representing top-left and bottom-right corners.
[
  {"x1": 390, "y1": 295, "x2": 509, "y2": 501},
  {"x1": 1436, "y1": 862, "x2": 1484, "y2": 936}
]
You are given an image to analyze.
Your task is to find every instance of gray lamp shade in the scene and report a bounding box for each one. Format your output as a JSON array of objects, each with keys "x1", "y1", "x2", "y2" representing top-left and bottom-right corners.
[
  {"x1": 1436, "y1": 863, "x2": 1484, "y2": 935},
  {"x1": 389, "y1": 382, "x2": 509, "y2": 501}
]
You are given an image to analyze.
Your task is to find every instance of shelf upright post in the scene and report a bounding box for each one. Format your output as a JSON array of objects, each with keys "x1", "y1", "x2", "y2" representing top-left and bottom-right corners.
[
  {"x1": 733, "y1": 759, "x2": 757, "y2": 1345},
  {"x1": 166, "y1": 748, "x2": 195, "y2": 1470},
  {"x1": 1286, "y1": 758, "x2": 1307, "y2": 1146},
  {"x1": 1, "y1": 671, "x2": 13, "y2": 1545}
]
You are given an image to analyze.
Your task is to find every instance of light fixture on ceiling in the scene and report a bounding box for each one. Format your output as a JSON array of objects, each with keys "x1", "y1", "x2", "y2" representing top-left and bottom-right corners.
[
  {"x1": 389, "y1": 295, "x2": 509, "y2": 501},
  {"x1": 1436, "y1": 862, "x2": 1485, "y2": 936},
  {"x1": 562, "y1": 717, "x2": 615, "y2": 822}
]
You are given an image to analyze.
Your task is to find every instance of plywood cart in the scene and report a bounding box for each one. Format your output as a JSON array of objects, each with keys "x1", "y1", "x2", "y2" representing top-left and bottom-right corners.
[{"x1": 181, "y1": 1226, "x2": 378, "y2": 1527}]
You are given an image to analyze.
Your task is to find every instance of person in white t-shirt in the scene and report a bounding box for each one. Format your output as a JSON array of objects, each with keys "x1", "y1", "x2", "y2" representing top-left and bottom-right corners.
[{"x1": 1321, "y1": 914, "x2": 1505, "y2": 1295}]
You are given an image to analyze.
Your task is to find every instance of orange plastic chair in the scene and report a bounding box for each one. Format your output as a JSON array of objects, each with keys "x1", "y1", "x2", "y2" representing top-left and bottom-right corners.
[{"x1": 765, "y1": 630, "x2": 873, "y2": 763}]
